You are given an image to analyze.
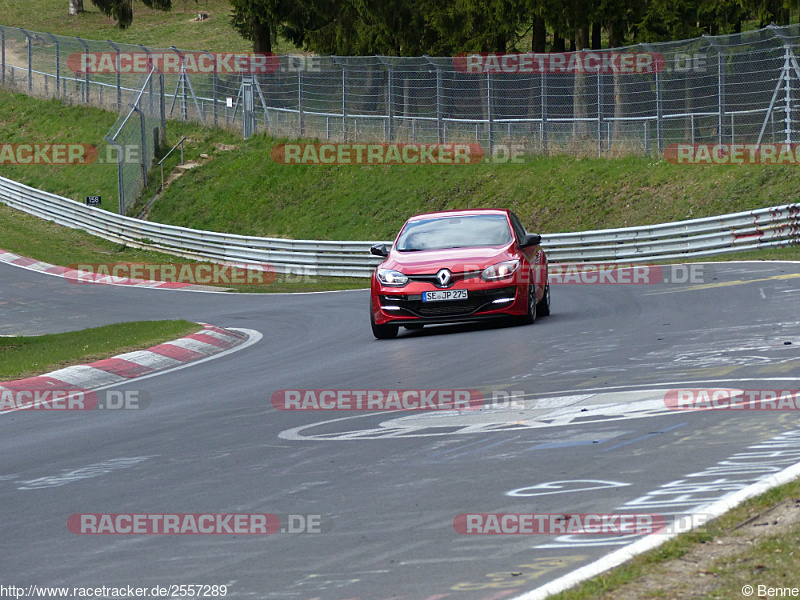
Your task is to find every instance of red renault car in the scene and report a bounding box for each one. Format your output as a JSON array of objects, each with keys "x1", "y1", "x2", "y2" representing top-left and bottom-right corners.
[{"x1": 369, "y1": 208, "x2": 549, "y2": 339}]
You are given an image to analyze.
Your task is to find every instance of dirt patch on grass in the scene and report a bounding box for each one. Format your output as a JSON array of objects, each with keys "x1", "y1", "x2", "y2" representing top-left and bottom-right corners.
[{"x1": 595, "y1": 498, "x2": 800, "y2": 599}]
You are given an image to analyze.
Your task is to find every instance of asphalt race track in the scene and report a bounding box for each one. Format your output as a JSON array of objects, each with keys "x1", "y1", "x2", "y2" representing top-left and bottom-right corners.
[{"x1": 1, "y1": 259, "x2": 800, "y2": 600}]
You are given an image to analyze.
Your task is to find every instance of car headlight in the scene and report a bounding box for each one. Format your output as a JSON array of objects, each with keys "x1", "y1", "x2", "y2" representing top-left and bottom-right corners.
[
  {"x1": 377, "y1": 269, "x2": 409, "y2": 286},
  {"x1": 481, "y1": 260, "x2": 520, "y2": 281}
]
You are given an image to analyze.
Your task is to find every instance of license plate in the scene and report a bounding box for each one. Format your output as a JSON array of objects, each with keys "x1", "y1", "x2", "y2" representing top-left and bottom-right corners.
[{"x1": 422, "y1": 290, "x2": 468, "y2": 302}]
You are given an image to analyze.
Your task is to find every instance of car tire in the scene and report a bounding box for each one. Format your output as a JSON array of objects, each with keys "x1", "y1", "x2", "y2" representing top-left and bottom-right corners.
[
  {"x1": 536, "y1": 283, "x2": 551, "y2": 317},
  {"x1": 519, "y1": 283, "x2": 537, "y2": 325},
  {"x1": 371, "y1": 309, "x2": 399, "y2": 339}
]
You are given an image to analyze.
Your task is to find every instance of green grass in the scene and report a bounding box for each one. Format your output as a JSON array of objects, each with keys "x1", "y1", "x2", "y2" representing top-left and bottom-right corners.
[
  {"x1": 1, "y1": 86, "x2": 799, "y2": 293},
  {"x1": 0, "y1": 201, "x2": 368, "y2": 292},
  {"x1": 546, "y1": 477, "x2": 800, "y2": 599},
  {"x1": 148, "y1": 139, "x2": 800, "y2": 243},
  {"x1": 3, "y1": 87, "x2": 800, "y2": 245},
  {"x1": 0, "y1": 0, "x2": 300, "y2": 53},
  {"x1": 0, "y1": 320, "x2": 200, "y2": 379}
]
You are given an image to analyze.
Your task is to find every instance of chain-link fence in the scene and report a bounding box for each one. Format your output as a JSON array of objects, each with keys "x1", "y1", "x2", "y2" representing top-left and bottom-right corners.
[
  {"x1": 2, "y1": 22, "x2": 800, "y2": 207},
  {"x1": 104, "y1": 67, "x2": 166, "y2": 214}
]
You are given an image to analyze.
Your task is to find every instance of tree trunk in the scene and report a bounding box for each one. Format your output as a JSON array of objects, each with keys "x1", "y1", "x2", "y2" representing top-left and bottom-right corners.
[
  {"x1": 572, "y1": 26, "x2": 590, "y2": 140},
  {"x1": 532, "y1": 16, "x2": 546, "y2": 53},
  {"x1": 591, "y1": 22, "x2": 601, "y2": 49},
  {"x1": 609, "y1": 23, "x2": 625, "y2": 149},
  {"x1": 252, "y1": 18, "x2": 272, "y2": 53},
  {"x1": 69, "y1": 0, "x2": 84, "y2": 15}
]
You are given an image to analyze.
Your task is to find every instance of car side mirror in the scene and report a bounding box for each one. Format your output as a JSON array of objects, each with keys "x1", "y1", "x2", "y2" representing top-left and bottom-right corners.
[
  {"x1": 520, "y1": 233, "x2": 541, "y2": 248},
  {"x1": 370, "y1": 243, "x2": 390, "y2": 257}
]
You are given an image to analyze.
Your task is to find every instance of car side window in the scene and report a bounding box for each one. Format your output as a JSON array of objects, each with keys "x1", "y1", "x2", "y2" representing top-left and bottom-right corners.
[{"x1": 509, "y1": 212, "x2": 527, "y2": 243}]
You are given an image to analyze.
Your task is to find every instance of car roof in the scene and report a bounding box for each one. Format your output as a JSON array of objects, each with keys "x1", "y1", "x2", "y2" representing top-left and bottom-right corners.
[{"x1": 406, "y1": 208, "x2": 511, "y2": 221}]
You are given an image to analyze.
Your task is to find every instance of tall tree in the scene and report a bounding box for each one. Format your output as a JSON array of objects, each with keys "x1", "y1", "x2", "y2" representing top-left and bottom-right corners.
[
  {"x1": 90, "y1": 0, "x2": 173, "y2": 29},
  {"x1": 229, "y1": 0, "x2": 306, "y2": 53}
]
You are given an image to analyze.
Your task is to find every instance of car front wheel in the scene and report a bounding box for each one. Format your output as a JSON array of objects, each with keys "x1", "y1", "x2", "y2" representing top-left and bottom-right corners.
[
  {"x1": 519, "y1": 283, "x2": 537, "y2": 325},
  {"x1": 371, "y1": 309, "x2": 399, "y2": 339},
  {"x1": 536, "y1": 282, "x2": 550, "y2": 316}
]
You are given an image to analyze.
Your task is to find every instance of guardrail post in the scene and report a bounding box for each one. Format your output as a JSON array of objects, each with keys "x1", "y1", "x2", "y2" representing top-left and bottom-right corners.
[{"x1": 106, "y1": 40, "x2": 121, "y2": 109}]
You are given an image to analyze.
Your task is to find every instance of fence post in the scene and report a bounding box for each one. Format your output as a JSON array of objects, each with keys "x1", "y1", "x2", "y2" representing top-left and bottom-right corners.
[
  {"x1": 76, "y1": 36, "x2": 90, "y2": 102},
  {"x1": 169, "y1": 47, "x2": 188, "y2": 122},
  {"x1": 487, "y1": 72, "x2": 494, "y2": 156},
  {"x1": 541, "y1": 73, "x2": 548, "y2": 153},
  {"x1": 241, "y1": 76, "x2": 255, "y2": 139},
  {"x1": 159, "y1": 71, "x2": 166, "y2": 146},
  {"x1": 133, "y1": 105, "x2": 148, "y2": 188},
  {"x1": 47, "y1": 33, "x2": 60, "y2": 99},
  {"x1": 597, "y1": 72, "x2": 603, "y2": 156},
  {"x1": 703, "y1": 35, "x2": 726, "y2": 145},
  {"x1": 200, "y1": 50, "x2": 217, "y2": 128},
  {"x1": 106, "y1": 136, "x2": 125, "y2": 214},
  {"x1": 298, "y1": 69, "x2": 305, "y2": 137},
  {"x1": 107, "y1": 40, "x2": 121, "y2": 109},
  {"x1": 422, "y1": 57, "x2": 443, "y2": 144},
  {"x1": 1, "y1": 28, "x2": 5, "y2": 85},
  {"x1": 642, "y1": 44, "x2": 663, "y2": 154},
  {"x1": 785, "y1": 46, "x2": 793, "y2": 144},
  {"x1": 18, "y1": 28, "x2": 32, "y2": 92},
  {"x1": 378, "y1": 56, "x2": 395, "y2": 142},
  {"x1": 332, "y1": 57, "x2": 348, "y2": 142},
  {"x1": 138, "y1": 45, "x2": 153, "y2": 113}
]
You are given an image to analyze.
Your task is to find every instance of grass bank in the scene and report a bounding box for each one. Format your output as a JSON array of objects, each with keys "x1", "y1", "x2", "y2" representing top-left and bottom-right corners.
[
  {"x1": 0, "y1": 320, "x2": 200, "y2": 380},
  {"x1": 0, "y1": 0, "x2": 299, "y2": 53}
]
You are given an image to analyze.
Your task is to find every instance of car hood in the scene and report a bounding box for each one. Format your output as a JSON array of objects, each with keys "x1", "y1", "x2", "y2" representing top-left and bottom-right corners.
[{"x1": 382, "y1": 245, "x2": 515, "y2": 274}]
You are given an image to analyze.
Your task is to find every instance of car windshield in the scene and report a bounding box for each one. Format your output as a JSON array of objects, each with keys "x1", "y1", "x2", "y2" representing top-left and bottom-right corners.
[{"x1": 395, "y1": 214, "x2": 513, "y2": 252}]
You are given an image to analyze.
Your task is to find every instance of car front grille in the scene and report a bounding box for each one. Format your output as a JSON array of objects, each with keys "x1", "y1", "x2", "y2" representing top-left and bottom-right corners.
[{"x1": 380, "y1": 286, "x2": 517, "y2": 319}]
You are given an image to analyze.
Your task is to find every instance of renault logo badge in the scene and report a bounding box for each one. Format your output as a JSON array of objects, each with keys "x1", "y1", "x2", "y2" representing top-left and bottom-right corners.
[{"x1": 436, "y1": 268, "x2": 452, "y2": 286}]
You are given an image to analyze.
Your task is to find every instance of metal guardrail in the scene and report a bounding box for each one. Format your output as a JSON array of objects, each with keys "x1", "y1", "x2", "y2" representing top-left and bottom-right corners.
[{"x1": 1, "y1": 175, "x2": 798, "y2": 277}]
